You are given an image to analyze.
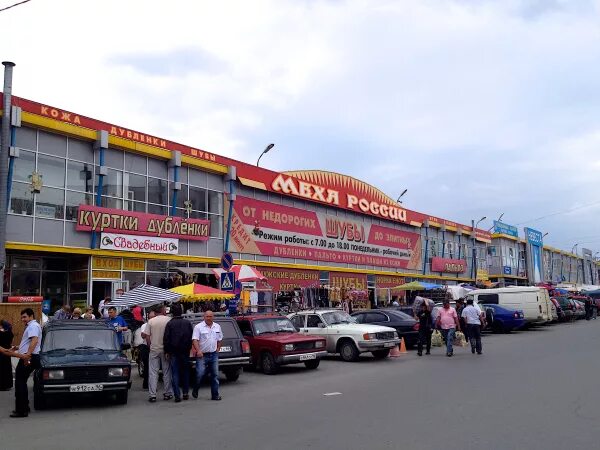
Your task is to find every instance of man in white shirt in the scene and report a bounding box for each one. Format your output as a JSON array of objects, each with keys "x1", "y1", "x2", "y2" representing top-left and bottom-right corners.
[
  {"x1": 98, "y1": 297, "x2": 111, "y2": 319},
  {"x1": 145, "y1": 305, "x2": 173, "y2": 402},
  {"x1": 0, "y1": 308, "x2": 42, "y2": 418},
  {"x1": 191, "y1": 310, "x2": 223, "y2": 401},
  {"x1": 461, "y1": 299, "x2": 484, "y2": 355}
]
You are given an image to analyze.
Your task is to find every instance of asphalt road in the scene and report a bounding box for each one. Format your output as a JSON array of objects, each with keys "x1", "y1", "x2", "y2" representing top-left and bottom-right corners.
[{"x1": 1, "y1": 319, "x2": 598, "y2": 450}]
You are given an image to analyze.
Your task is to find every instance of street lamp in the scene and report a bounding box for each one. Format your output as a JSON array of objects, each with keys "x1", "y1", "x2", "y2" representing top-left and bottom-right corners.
[
  {"x1": 542, "y1": 232, "x2": 548, "y2": 239},
  {"x1": 396, "y1": 189, "x2": 408, "y2": 204},
  {"x1": 571, "y1": 243, "x2": 579, "y2": 255},
  {"x1": 487, "y1": 213, "x2": 504, "y2": 232},
  {"x1": 256, "y1": 143, "x2": 275, "y2": 166}
]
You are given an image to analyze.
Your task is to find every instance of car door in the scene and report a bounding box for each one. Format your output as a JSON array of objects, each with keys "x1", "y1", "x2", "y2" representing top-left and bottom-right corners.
[{"x1": 304, "y1": 314, "x2": 335, "y2": 352}]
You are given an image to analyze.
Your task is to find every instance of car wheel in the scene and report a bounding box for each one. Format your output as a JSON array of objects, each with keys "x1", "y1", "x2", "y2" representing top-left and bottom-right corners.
[
  {"x1": 33, "y1": 389, "x2": 46, "y2": 411},
  {"x1": 223, "y1": 368, "x2": 241, "y2": 382},
  {"x1": 304, "y1": 360, "x2": 320, "y2": 370},
  {"x1": 115, "y1": 390, "x2": 128, "y2": 405},
  {"x1": 261, "y1": 352, "x2": 279, "y2": 375},
  {"x1": 372, "y1": 349, "x2": 390, "y2": 359},
  {"x1": 339, "y1": 340, "x2": 359, "y2": 362}
]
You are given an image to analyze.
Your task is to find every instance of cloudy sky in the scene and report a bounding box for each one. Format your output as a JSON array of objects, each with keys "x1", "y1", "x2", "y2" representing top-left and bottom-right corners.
[{"x1": 4, "y1": 0, "x2": 600, "y2": 253}]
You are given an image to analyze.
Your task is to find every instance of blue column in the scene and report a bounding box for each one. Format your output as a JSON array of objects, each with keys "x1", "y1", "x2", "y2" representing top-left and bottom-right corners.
[
  {"x1": 91, "y1": 146, "x2": 105, "y2": 249},
  {"x1": 422, "y1": 226, "x2": 429, "y2": 275},
  {"x1": 170, "y1": 165, "x2": 179, "y2": 216},
  {"x1": 224, "y1": 178, "x2": 235, "y2": 252}
]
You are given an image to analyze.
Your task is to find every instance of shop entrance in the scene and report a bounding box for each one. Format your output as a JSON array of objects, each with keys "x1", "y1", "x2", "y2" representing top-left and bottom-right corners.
[{"x1": 92, "y1": 281, "x2": 113, "y2": 313}]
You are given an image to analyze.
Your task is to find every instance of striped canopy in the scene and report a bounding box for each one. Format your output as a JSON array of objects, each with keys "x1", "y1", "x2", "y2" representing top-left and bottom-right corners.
[
  {"x1": 212, "y1": 265, "x2": 267, "y2": 282},
  {"x1": 110, "y1": 284, "x2": 182, "y2": 308}
]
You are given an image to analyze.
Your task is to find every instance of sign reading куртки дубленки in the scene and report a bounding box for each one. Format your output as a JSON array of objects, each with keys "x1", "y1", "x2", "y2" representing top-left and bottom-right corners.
[
  {"x1": 75, "y1": 205, "x2": 210, "y2": 240},
  {"x1": 100, "y1": 233, "x2": 179, "y2": 255}
]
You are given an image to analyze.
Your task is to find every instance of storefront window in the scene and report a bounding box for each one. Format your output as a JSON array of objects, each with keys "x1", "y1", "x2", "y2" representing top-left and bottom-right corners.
[
  {"x1": 66, "y1": 161, "x2": 94, "y2": 192},
  {"x1": 209, "y1": 214, "x2": 223, "y2": 238},
  {"x1": 124, "y1": 172, "x2": 146, "y2": 202},
  {"x1": 125, "y1": 201, "x2": 146, "y2": 213},
  {"x1": 148, "y1": 177, "x2": 168, "y2": 205},
  {"x1": 66, "y1": 191, "x2": 93, "y2": 220},
  {"x1": 9, "y1": 181, "x2": 34, "y2": 215},
  {"x1": 13, "y1": 150, "x2": 36, "y2": 182},
  {"x1": 37, "y1": 154, "x2": 66, "y2": 188},
  {"x1": 148, "y1": 203, "x2": 167, "y2": 215},
  {"x1": 101, "y1": 196, "x2": 123, "y2": 209},
  {"x1": 208, "y1": 190, "x2": 223, "y2": 214},
  {"x1": 36, "y1": 187, "x2": 65, "y2": 219},
  {"x1": 123, "y1": 271, "x2": 145, "y2": 289},
  {"x1": 11, "y1": 270, "x2": 41, "y2": 296},
  {"x1": 42, "y1": 271, "x2": 67, "y2": 313},
  {"x1": 171, "y1": 183, "x2": 188, "y2": 209},
  {"x1": 101, "y1": 168, "x2": 123, "y2": 198},
  {"x1": 189, "y1": 186, "x2": 207, "y2": 212}
]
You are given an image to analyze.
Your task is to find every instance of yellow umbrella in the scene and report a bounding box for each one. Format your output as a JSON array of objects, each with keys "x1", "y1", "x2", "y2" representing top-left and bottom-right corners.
[{"x1": 170, "y1": 283, "x2": 235, "y2": 302}]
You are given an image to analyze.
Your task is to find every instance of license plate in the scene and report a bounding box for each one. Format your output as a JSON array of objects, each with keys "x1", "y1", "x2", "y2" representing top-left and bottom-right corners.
[
  {"x1": 219, "y1": 346, "x2": 232, "y2": 353},
  {"x1": 384, "y1": 342, "x2": 395, "y2": 348},
  {"x1": 69, "y1": 384, "x2": 104, "y2": 393},
  {"x1": 299, "y1": 353, "x2": 316, "y2": 361}
]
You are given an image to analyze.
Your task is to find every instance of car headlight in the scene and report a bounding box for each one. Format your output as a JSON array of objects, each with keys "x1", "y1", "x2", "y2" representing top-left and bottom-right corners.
[
  {"x1": 43, "y1": 370, "x2": 64, "y2": 380},
  {"x1": 108, "y1": 367, "x2": 130, "y2": 377},
  {"x1": 393, "y1": 331, "x2": 399, "y2": 339},
  {"x1": 284, "y1": 344, "x2": 295, "y2": 352},
  {"x1": 315, "y1": 340, "x2": 325, "y2": 349},
  {"x1": 363, "y1": 333, "x2": 378, "y2": 340}
]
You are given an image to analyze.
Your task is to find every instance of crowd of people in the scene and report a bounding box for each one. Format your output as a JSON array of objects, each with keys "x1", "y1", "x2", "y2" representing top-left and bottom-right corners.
[{"x1": 414, "y1": 298, "x2": 485, "y2": 357}]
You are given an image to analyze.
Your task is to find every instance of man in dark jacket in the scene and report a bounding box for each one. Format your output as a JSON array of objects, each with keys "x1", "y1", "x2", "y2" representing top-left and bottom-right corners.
[{"x1": 164, "y1": 303, "x2": 193, "y2": 402}]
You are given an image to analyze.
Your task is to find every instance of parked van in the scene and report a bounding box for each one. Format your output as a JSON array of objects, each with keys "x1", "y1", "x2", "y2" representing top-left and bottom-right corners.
[{"x1": 467, "y1": 287, "x2": 550, "y2": 325}]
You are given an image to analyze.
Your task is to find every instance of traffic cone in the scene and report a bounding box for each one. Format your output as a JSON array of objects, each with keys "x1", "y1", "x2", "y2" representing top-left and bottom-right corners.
[{"x1": 399, "y1": 337, "x2": 407, "y2": 354}]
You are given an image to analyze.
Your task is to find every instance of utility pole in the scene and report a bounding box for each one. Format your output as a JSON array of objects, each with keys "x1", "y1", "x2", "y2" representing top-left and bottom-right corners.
[{"x1": 0, "y1": 62, "x2": 15, "y2": 300}]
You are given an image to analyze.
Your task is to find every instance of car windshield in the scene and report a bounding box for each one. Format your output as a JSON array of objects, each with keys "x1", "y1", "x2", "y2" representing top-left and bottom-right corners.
[
  {"x1": 253, "y1": 318, "x2": 296, "y2": 335},
  {"x1": 43, "y1": 329, "x2": 119, "y2": 352},
  {"x1": 322, "y1": 311, "x2": 356, "y2": 325}
]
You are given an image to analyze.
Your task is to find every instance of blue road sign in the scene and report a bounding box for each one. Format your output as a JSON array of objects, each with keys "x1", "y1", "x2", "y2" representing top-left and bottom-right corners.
[
  {"x1": 221, "y1": 252, "x2": 234, "y2": 272},
  {"x1": 220, "y1": 271, "x2": 236, "y2": 292}
]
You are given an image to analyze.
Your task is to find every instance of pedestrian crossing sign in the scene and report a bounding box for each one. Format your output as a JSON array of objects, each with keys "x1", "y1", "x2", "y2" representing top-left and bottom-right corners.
[{"x1": 220, "y1": 271, "x2": 235, "y2": 291}]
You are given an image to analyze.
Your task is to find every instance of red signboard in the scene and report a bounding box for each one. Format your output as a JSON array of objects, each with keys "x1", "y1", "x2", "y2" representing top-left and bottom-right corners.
[
  {"x1": 75, "y1": 205, "x2": 210, "y2": 241},
  {"x1": 256, "y1": 267, "x2": 320, "y2": 291},
  {"x1": 227, "y1": 196, "x2": 422, "y2": 269},
  {"x1": 431, "y1": 257, "x2": 467, "y2": 273},
  {"x1": 8, "y1": 296, "x2": 43, "y2": 303},
  {"x1": 375, "y1": 275, "x2": 405, "y2": 289}
]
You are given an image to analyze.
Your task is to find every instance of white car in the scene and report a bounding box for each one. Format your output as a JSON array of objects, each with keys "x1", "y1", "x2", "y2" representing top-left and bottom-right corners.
[{"x1": 288, "y1": 309, "x2": 400, "y2": 362}]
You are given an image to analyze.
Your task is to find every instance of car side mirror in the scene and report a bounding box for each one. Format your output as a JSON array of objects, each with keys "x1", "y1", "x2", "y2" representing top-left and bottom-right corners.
[
  {"x1": 318, "y1": 323, "x2": 326, "y2": 328},
  {"x1": 121, "y1": 343, "x2": 131, "y2": 351},
  {"x1": 243, "y1": 330, "x2": 253, "y2": 337}
]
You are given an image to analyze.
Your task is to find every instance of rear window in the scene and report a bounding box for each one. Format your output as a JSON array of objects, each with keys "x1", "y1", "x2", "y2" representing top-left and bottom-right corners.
[
  {"x1": 478, "y1": 294, "x2": 499, "y2": 304},
  {"x1": 216, "y1": 320, "x2": 239, "y2": 339}
]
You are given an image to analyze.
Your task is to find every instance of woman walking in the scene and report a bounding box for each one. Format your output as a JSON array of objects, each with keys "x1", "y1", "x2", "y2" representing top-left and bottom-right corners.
[{"x1": 0, "y1": 320, "x2": 14, "y2": 390}]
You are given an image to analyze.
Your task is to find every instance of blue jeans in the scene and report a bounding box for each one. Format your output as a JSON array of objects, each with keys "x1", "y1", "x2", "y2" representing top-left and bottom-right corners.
[
  {"x1": 170, "y1": 353, "x2": 190, "y2": 399},
  {"x1": 441, "y1": 328, "x2": 456, "y2": 354},
  {"x1": 195, "y1": 352, "x2": 220, "y2": 398}
]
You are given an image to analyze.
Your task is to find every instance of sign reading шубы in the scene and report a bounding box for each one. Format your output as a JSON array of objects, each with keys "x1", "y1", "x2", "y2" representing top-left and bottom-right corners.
[
  {"x1": 76, "y1": 205, "x2": 209, "y2": 241},
  {"x1": 431, "y1": 257, "x2": 467, "y2": 273},
  {"x1": 100, "y1": 233, "x2": 179, "y2": 255},
  {"x1": 227, "y1": 196, "x2": 422, "y2": 269}
]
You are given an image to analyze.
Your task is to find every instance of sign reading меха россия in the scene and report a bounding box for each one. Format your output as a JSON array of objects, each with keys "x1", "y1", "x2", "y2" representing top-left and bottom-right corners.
[{"x1": 76, "y1": 205, "x2": 210, "y2": 241}]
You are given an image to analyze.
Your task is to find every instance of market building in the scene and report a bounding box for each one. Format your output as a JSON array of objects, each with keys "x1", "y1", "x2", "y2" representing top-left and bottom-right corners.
[{"x1": 1, "y1": 94, "x2": 494, "y2": 313}]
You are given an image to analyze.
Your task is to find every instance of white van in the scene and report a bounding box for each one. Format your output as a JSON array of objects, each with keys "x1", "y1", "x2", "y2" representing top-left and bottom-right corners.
[{"x1": 467, "y1": 287, "x2": 550, "y2": 325}]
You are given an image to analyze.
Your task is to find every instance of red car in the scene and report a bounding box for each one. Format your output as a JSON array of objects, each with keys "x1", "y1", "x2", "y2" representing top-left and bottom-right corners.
[{"x1": 236, "y1": 315, "x2": 327, "y2": 375}]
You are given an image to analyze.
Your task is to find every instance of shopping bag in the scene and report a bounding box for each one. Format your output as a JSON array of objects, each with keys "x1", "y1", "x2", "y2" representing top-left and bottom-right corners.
[
  {"x1": 454, "y1": 331, "x2": 468, "y2": 347},
  {"x1": 431, "y1": 330, "x2": 443, "y2": 347}
]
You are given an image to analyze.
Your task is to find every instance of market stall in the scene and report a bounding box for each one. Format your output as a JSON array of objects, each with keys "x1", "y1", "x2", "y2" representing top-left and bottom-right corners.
[
  {"x1": 212, "y1": 265, "x2": 275, "y2": 314},
  {"x1": 170, "y1": 283, "x2": 236, "y2": 313}
]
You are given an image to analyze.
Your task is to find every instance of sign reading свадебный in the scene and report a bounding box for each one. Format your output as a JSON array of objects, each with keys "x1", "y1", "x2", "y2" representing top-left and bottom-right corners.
[
  {"x1": 100, "y1": 233, "x2": 179, "y2": 255},
  {"x1": 226, "y1": 196, "x2": 422, "y2": 269},
  {"x1": 76, "y1": 205, "x2": 209, "y2": 241}
]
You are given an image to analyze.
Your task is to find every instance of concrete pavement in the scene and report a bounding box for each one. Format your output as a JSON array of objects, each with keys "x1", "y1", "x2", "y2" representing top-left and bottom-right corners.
[{"x1": 0, "y1": 319, "x2": 598, "y2": 450}]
